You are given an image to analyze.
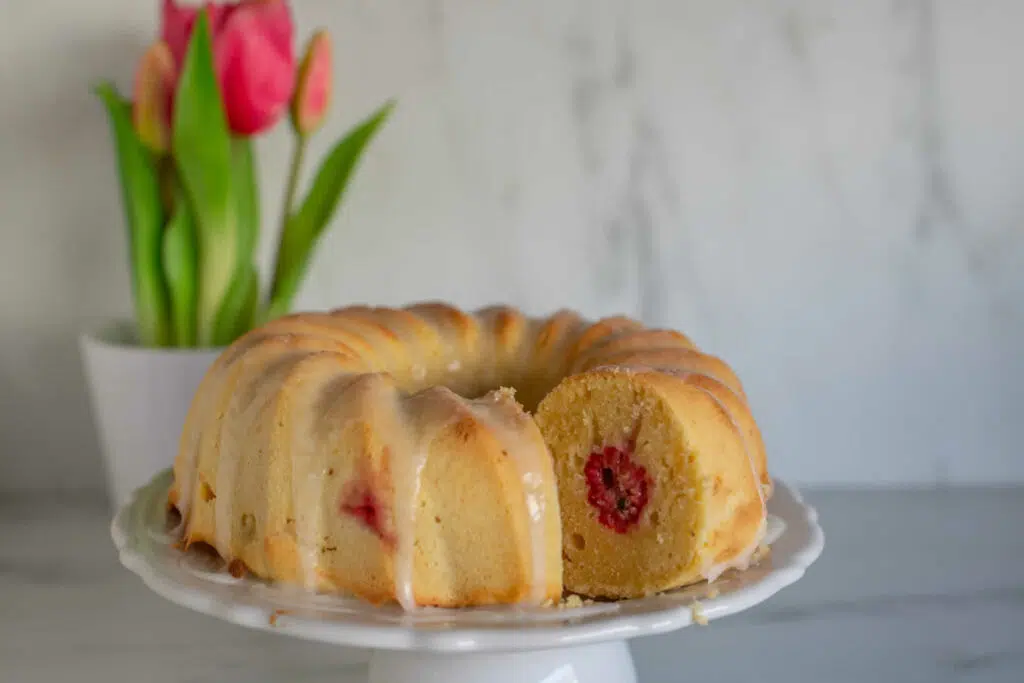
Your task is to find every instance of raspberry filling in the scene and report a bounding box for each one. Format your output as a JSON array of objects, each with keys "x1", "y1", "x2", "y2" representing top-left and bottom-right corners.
[
  {"x1": 340, "y1": 483, "x2": 395, "y2": 546},
  {"x1": 584, "y1": 444, "x2": 651, "y2": 533}
]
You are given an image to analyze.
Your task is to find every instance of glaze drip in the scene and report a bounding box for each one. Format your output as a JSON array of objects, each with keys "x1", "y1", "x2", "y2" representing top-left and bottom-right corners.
[
  {"x1": 389, "y1": 400, "x2": 430, "y2": 612},
  {"x1": 386, "y1": 386, "x2": 550, "y2": 610},
  {"x1": 690, "y1": 385, "x2": 766, "y2": 582},
  {"x1": 466, "y1": 389, "x2": 549, "y2": 606},
  {"x1": 289, "y1": 376, "x2": 331, "y2": 590}
]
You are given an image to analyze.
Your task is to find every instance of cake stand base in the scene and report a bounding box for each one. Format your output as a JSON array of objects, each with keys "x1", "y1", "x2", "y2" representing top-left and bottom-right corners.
[{"x1": 367, "y1": 640, "x2": 635, "y2": 683}]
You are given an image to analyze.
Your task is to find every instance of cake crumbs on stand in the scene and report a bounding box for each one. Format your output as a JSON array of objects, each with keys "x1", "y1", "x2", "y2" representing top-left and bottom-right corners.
[
  {"x1": 557, "y1": 593, "x2": 595, "y2": 609},
  {"x1": 689, "y1": 601, "x2": 708, "y2": 625},
  {"x1": 751, "y1": 543, "x2": 772, "y2": 566}
]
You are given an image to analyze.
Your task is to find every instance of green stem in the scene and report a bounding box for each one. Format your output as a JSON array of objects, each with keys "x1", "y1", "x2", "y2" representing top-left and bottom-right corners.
[{"x1": 270, "y1": 134, "x2": 307, "y2": 301}]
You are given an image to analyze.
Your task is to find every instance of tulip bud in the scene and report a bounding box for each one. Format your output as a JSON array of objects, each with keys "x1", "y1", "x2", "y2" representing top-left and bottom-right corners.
[
  {"x1": 132, "y1": 41, "x2": 177, "y2": 154},
  {"x1": 291, "y1": 30, "x2": 332, "y2": 136}
]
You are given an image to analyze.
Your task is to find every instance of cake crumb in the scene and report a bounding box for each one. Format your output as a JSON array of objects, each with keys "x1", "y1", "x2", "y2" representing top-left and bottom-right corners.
[
  {"x1": 706, "y1": 587, "x2": 720, "y2": 599},
  {"x1": 494, "y1": 386, "x2": 518, "y2": 401},
  {"x1": 690, "y1": 601, "x2": 708, "y2": 625},
  {"x1": 556, "y1": 593, "x2": 594, "y2": 609},
  {"x1": 751, "y1": 543, "x2": 772, "y2": 565},
  {"x1": 563, "y1": 594, "x2": 585, "y2": 609}
]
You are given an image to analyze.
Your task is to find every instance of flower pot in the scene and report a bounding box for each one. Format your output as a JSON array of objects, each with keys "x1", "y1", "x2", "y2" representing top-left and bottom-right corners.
[{"x1": 80, "y1": 319, "x2": 223, "y2": 512}]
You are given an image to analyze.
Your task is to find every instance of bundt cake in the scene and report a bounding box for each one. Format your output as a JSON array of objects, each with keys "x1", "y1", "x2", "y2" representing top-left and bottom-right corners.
[{"x1": 169, "y1": 302, "x2": 770, "y2": 609}]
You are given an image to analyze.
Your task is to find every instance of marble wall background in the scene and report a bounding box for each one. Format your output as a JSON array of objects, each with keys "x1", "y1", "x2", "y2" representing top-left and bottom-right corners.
[{"x1": 1, "y1": 0, "x2": 1020, "y2": 491}]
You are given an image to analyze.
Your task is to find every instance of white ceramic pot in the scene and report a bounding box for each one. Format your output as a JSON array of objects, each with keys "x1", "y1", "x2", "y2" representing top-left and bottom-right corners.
[{"x1": 80, "y1": 319, "x2": 223, "y2": 512}]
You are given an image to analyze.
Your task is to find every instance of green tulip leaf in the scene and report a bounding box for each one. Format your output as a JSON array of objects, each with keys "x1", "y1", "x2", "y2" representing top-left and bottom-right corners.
[
  {"x1": 236, "y1": 264, "x2": 260, "y2": 339},
  {"x1": 172, "y1": 10, "x2": 236, "y2": 346},
  {"x1": 208, "y1": 137, "x2": 261, "y2": 345},
  {"x1": 212, "y1": 261, "x2": 258, "y2": 345},
  {"x1": 210, "y1": 139, "x2": 258, "y2": 344},
  {"x1": 93, "y1": 82, "x2": 170, "y2": 347},
  {"x1": 231, "y1": 137, "x2": 260, "y2": 266},
  {"x1": 267, "y1": 100, "x2": 394, "y2": 320},
  {"x1": 162, "y1": 184, "x2": 198, "y2": 347}
]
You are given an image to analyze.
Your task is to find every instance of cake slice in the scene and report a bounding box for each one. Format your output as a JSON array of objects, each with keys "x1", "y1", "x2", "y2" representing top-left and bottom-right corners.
[{"x1": 535, "y1": 365, "x2": 766, "y2": 598}]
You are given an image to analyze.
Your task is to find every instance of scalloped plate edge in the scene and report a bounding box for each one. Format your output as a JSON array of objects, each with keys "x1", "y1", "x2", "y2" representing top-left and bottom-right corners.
[{"x1": 111, "y1": 470, "x2": 824, "y2": 653}]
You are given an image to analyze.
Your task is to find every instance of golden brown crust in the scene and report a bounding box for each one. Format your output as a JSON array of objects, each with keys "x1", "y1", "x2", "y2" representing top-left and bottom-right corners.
[
  {"x1": 578, "y1": 347, "x2": 747, "y2": 402},
  {"x1": 407, "y1": 301, "x2": 482, "y2": 349},
  {"x1": 571, "y1": 328, "x2": 697, "y2": 370},
  {"x1": 476, "y1": 305, "x2": 528, "y2": 350},
  {"x1": 531, "y1": 309, "x2": 585, "y2": 358},
  {"x1": 568, "y1": 316, "x2": 645, "y2": 358},
  {"x1": 671, "y1": 371, "x2": 771, "y2": 497}
]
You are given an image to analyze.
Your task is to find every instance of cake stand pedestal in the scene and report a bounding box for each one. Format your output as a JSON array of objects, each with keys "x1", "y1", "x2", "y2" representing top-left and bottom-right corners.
[
  {"x1": 112, "y1": 471, "x2": 823, "y2": 683},
  {"x1": 366, "y1": 641, "x2": 634, "y2": 683}
]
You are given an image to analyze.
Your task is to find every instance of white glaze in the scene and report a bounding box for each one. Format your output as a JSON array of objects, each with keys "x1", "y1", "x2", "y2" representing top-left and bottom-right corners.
[
  {"x1": 466, "y1": 389, "x2": 549, "y2": 606},
  {"x1": 388, "y1": 390, "x2": 431, "y2": 612},
  {"x1": 175, "y1": 425, "x2": 198, "y2": 526},
  {"x1": 180, "y1": 344, "x2": 267, "y2": 540},
  {"x1": 392, "y1": 446, "x2": 428, "y2": 612},
  {"x1": 176, "y1": 366, "x2": 224, "y2": 527},
  {"x1": 667, "y1": 371, "x2": 767, "y2": 582},
  {"x1": 298, "y1": 468, "x2": 325, "y2": 589},
  {"x1": 213, "y1": 392, "x2": 241, "y2": 561},
  {"x1": 216, "y1": 353, "x2": 307, "y2": 570},
  {"x1": 214, "y1": 360, "x2": 286, "y2": 562},
  {"x1": 290, "y1": 386, "x2": 326, "y2": 590},
  {"x1": 387, "y1": 385, "x2": 550, "y2": 611},
  {"x1": 690, "y1": 384, "x2": 766, "y2": 583},
  {"x1": 384, "y1": 309, "x2": 551, "y2": 610}
]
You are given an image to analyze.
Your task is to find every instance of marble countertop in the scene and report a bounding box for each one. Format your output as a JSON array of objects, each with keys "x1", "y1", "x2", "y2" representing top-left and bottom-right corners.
[{"x1": 1, "y1": 487, "x2": 1022, "y2": 682}]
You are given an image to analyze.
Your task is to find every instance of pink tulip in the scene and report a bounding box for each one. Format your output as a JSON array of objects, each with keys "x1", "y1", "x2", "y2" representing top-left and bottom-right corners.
[
  {"x1": 161, "y1": 0, "x2": 296, "y2": 136},
  {"x1": 291, "y1": 30, "x2": 332, "y2": 135}
]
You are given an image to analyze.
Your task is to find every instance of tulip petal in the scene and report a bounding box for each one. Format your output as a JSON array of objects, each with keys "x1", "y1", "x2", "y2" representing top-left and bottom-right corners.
[
  {"x1": 291, "y1": 30, "x2": 332, "y2": 135},
  {"x1": 132, "y1": 41, "x2": 176, "y2": 154},
  {"x1": 237, "y1": 0, "x2": 293, "y2": 55},
  {"x1": 213, "y1": 0, "x2": 295, "y2": 135},
  {"x1": 162, "y1": 0, "x2": 229, "y2": 66},
  {"x1": 161, "y1": 0, "x2": 193, "y2": 65}
]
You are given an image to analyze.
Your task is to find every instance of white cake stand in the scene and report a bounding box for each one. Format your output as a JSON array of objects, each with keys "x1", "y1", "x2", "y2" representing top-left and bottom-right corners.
[{"x1": 112, "y1": 470, "x2": 823, "y2": 683}]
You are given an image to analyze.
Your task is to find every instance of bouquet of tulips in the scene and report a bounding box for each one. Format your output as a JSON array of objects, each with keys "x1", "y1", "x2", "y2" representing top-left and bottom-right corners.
[{"x1": 95, "y1": 0, "x2": 392, "y2": 348}]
